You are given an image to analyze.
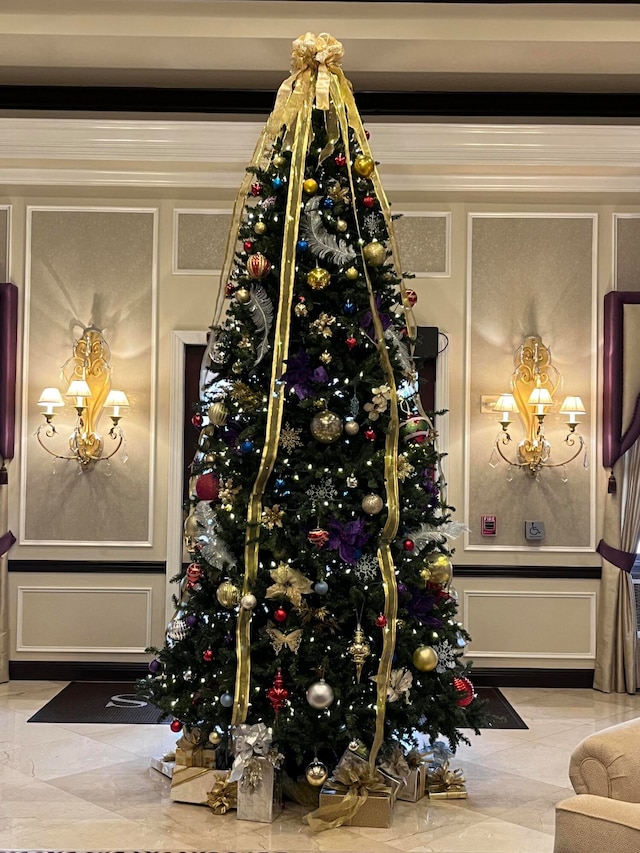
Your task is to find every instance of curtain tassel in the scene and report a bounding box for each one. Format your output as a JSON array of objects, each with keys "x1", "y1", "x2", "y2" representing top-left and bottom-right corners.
[{"x1": 608, "y1": 469, "x2": 616, "y2": 494}]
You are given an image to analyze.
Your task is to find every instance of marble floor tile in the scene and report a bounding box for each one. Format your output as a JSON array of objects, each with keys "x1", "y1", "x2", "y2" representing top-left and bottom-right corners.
[{"x1": 0, "y1": 681, "x2": 636, "y2": 852}]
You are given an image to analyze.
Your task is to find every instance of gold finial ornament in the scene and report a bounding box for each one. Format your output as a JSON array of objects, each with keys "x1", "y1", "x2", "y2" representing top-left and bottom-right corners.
[{"x1": 347, "y1": 624, "x2": 371, "y2": 683}]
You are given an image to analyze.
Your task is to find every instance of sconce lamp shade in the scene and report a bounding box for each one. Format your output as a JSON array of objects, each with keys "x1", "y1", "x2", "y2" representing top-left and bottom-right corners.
[
  {"x1": 37, "y1": 387, "x2": 64, "y2": 409},
  {"x1": 495, "y1": 393, "x2": 518, "y2": 414},
  {"x1": 560, "y1": 396, "x2": 586, "y2": 415},
  {"x1": 66, "y1": 379, "x2": 92, "y2": 401},
  {"x1": 527, "y1": 386, "x2": 553, "y2": 407},
  {"x1": 105, "y1": 389, "x2": 130, "y2": 416}
]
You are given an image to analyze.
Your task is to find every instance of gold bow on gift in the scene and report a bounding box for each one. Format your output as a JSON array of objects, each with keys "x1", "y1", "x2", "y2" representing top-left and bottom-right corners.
[
  {"x1": 207, "y1": 774, "x2": 238, "y2": 815},
  {"x1": 265, "y1": 564, "x2": 313, "y2": 609},
  {"x1": 427, "y1": 762, "x2": 467, "y2": 794},
  {"x1": 303, "y1": 752, "x2": 392, "y2": 832},
  {"x1": 406, "y1": 747, "x2": 430, "y2": 771},
  {"x1": 378, "y1": 743, "x2": 411, "y2": 781}
]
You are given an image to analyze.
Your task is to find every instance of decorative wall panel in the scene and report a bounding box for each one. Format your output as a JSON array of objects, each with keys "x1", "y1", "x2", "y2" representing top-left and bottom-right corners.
[
  {"x1": 615, "y1": 215, "x2": 640, "y2": 292},
  {"x1": 17, "y1": 585, "x2": 152, "y2": 652},
  {"x1": 466, "y1": 214, "x2": 596, "y2": 551},
  {"x1": 21, "y1": 208, "x2": 156, "y2": 545},
  {"x1": 463, "y1": 590, "x2": 596, "y2": 659},
  {"x1": 0, "y1": 207, "x2": 10, "y2": 281},
  {"x1": 174, "y1": 210, "x2": 230, "y2": 273},
  {"x1": 394, "y1": 213, "x2": 449, "y2": 276}
]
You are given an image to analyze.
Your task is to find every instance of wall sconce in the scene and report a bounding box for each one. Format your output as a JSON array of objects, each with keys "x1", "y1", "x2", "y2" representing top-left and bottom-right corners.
[
  {"x1": 36, "y1": 325, "x2": 129, "y2": 470},
  {"x1": 491, "y1": 335, "x2": 586, "y2": 477}
]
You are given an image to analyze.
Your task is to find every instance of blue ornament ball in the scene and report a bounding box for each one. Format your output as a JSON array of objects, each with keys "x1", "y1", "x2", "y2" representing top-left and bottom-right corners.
[
  {"x1": 272, "y1": 177, "x2": 283, "y2": 189},
  {"x1": 323, "y1": 197, "x2": 334, "y2": 209},
  {"x1": 240, "y1": 439, "x2": 254, "y2": 454},
  {"x1": 314, "y1": 581, "x2": 329, "y2": 596},
  {"x1": 343, "y1": 300, "x2": 356, "y2": 315},
  {"x1": 297, "y1": 239, "x2": 309, "y2": 252},
  {"x1": 274, "y1": 478, "x2": 286, "y2": 489},
  {"x1": 148, "y1": 659, "x2": 161, "y2": 674},
  {"x1": 220, "y1": 692, "x2": 234, "y2": 708}
]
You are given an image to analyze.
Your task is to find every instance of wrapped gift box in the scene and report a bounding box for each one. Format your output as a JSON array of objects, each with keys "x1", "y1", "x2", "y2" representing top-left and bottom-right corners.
[
  {"x1": 346, "y1": 744, "x2": 402, "y2": 803},
  {"x1": 429, "y1": 789, "x2": 468, "y2": 800},
  {"x1": 170, "y1": 764, "x2": 230, "y2": 805},
  {"x1": 318, "y1": 783, "x2": 393, "y2": 828},
  {"x1": 175, "y1": 743, "x2": 216, "y2": 768},
  {"x1": 150, "y1": 755, "x2": 175, "y2": 779},
  {"x1": 397, "y1": 765, "x2": 427, "y2": 802},
  {"x1": 236, "y1": 757, "x2": 282, "y2": 823}
]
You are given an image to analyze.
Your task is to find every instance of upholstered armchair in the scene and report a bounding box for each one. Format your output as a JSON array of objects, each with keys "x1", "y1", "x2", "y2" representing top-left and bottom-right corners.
[{"x1": 554, "y1": 717, "x2": 640, "y2": 852}]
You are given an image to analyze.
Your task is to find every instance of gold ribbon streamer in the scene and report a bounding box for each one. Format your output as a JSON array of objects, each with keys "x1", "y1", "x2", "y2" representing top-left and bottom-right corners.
[
  {"x1": 232, "y1": 80, "x2": 314, "y2": 725},
  {"x1": 329, "y1": 74, "x2": 401, "y2": 769}
]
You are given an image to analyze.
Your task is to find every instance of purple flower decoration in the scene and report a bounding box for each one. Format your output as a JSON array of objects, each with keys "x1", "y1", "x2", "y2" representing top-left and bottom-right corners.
[
  {"x1": 360, "y1": 297, "x2": 392, "y2": 340},
  {"x1": 282, "y1": 349, "x2": 329, "y2": 400},
  {"x1": 405, "y1": 585, "x2": 443, "y2": 628},
  {"x1": 327, "y1": 516, "x2": 370, "y2": 565}
]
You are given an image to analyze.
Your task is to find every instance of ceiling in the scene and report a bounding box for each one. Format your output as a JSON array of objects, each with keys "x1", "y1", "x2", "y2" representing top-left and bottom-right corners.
[{"x1": 1, "y1": 1, "x2": 640, "y2": 94}]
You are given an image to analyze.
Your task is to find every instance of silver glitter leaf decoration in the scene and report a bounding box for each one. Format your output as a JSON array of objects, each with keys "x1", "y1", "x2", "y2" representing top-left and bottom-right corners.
[
  {"x1": 300, "y1": 197, "x2": 356, "y2": 266},
  {"x1": 246, "y1": 284, "x2": 274, "y2": 366}
]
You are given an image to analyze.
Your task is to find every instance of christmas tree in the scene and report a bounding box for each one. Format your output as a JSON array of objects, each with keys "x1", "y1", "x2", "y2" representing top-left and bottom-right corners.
[{"x1": 141, "y1": 32, "x2": 485, "y2": 800}]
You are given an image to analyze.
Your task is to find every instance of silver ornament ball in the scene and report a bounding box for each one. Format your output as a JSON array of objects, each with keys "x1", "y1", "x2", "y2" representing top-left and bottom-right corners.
[
  {"x1": 305, "y1": 759, "x2": 329, "y2": 787},
  {"x1": 240, "y1": 593, "x2": 258, "y2": 610},
  {"x1": 362, "y1": 493, "x2": 384, "y2": 515},
  {"x1": 306, "y1": 679, "x2": 335, "y2": 709}
]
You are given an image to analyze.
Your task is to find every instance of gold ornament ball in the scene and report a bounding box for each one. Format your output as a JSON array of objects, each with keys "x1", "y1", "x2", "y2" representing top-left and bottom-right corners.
[
  {"x1": 232, "y1": 360, "x2": 243, "y2": 374},
  {"x1": 204, "y1": 452, "x2": 217, "y2": 464},
  {"x1": 336, "y1": 219, "x2": 348, "y2": 233},
  {"x1": 310, "y1": 410, "x2": 343, "y2": 444},
  {"x1": 320, "y1": 350, "x2": 332, "y2": 365},
  {"x1": 305, "y1": 759, "x2": 329, "y2": 787},
  {"x1": 354, "y1": 154, "x2": 375, "y2": 177},
  {"x1": 216, "y1": 580, "x2": 240, "y2": 608},
  {"x1": 253, "y1": 221, "x2": 267, "y2": 235},
  {"x1": 294, "y1": 302, "x2": 308, "y2": 318},
  {"x1": 363, "y1": 242, "x2": 386, "y2": 267},
  {"x1": 362, "y1": 493, "x2": 384, "y2": 515},
  {"x1": 307, "y1": 267, "x2": 331, "y2": 290},
  {"x1": 420, "y1": 567, "x2": 432, "y2": 583},
  {"x1": 208, "y1": 401, "x2": 228, "y2": 426},
  {"x1": 344, "y1": 419, "x2": 360, "y2": 436},
  {"x1": 184, "y1": 513, "x2": 200, "y2": 537},
  {"x1": 208, "y1": 731, "x2": 222, "y2": 745},
  {"x1": 424, "y1": 553, "x2": 453, "y2": 586},
  {"x1": 273, "y1": 154, "x2": 285, "y2": 167},
  {"x1": 303, "y1": 178, "x2": 319, "y2": 194},
  {"x1": 345, "y1": 266, "x2": 359, "y2": 281},
  {"x1": 413, "y1": 646, "x2": 439, "y2": 672},
  {"x1": 235, "y1": 287, "x2": 251, "y2": 304}
]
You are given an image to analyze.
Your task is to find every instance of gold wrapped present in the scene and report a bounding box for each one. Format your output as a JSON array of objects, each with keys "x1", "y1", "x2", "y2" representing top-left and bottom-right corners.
[
  {"x1": 378, "y1": 742, "x2": 427, "y2": 803},
  {"x1": 348, "y1": 742, "x2": 403, "y2": 803},
  {"x1": 427, "y1": 762, "x2": 467, "y2": 799},
  {"x1": 174, "y1": 727, "x2": 216, "y2": 769},
  {"x1": 236, "y1": 756, "x2": 282, "y2": 823},
  {"x1": 150, "y1": 754, "x2": 175, "y2": 779},
  {"x1": 304, "y1": 751, "x2": 394, "y2": 831},
  {"x1": 170, "y1": 764, "x2": 231, "y2": 805},
  {"x1": 398, "y1": 765, "x2": 428, "y2": 802}
]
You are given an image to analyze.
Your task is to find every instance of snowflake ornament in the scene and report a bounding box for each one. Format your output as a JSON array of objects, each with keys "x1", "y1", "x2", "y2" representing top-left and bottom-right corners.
[
  {"x1": 354, "y1": 553, "x2": 378, "y2": 582},
  {"x1": 279, "y1": 423, "x2": 304, "y2": 453},
  {"x1": 434, "y1": 639, "x2": 458, "y2": 673},
  {"x1": 363, "y1": 212, "x2": 382, "y2": 237},
  {"x1": 306, "y1": 477, "x2": 338, "y2": 509}
]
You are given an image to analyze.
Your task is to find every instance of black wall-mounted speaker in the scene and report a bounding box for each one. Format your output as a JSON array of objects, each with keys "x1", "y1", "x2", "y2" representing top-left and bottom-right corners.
[{"x1": 414, "y1": 326, "x2": 439, "y2": 362}]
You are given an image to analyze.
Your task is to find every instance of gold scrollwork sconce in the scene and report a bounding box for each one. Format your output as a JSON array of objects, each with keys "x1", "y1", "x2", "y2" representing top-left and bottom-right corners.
[
  {"x1": 491, "y1": 335, "x2": 586, "y2": 478},
  {"x1": 36, "y1": 325, "x2": 129, "y2": 471}
]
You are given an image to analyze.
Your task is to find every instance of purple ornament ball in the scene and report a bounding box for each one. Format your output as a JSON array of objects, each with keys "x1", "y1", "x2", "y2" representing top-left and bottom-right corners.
[
  {"x1": 186, "y1": 614, "x2": 198, "y2": 628},
  {"x1": 148, "y1": 659, "x2": 161, "y2": 674}
]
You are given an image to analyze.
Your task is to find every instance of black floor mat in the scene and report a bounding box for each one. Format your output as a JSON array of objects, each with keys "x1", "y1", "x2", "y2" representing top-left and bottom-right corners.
[
  {"x1": 27, "y1": 681, "x2": 168, "y2": 724},
  {"x1": 28, "y1": 681, "x2": 527, "y2": 729}
]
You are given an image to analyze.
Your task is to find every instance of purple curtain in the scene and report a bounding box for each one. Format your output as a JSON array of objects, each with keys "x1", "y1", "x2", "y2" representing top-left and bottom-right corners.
[
  {"x1": 602, "y1": 290, "x2": 640, "y2": 469},
  {"x1": 0, "y1": 283, "x2": 18, "y2": 461}
]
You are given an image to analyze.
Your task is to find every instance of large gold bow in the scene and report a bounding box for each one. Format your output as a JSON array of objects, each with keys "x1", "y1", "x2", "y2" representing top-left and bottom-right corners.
[
  {"x1": 427, "y1": 762, "x2": 467, "y2": 794},
  {"x1": 207, "y1": 773, "x2": 238, "y2": 815}
]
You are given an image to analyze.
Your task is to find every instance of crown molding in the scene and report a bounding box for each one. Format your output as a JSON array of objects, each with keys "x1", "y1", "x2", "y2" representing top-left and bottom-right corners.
[{"x1": 2, "y1": 117, "x2": 640, "y2": 192}]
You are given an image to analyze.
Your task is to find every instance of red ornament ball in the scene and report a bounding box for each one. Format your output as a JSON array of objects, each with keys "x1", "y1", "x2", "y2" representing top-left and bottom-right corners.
[
  {"x1": 405, "y1": 289, "x2": 418, "y2": 308},
  {"x1": 365, "y1": 129, "x2": 371, "y2": 139},
  {"x1": 364, "y1": 427, "x2": 376, "y2": 442},
  {"x1": 403, "y1": 539, "x2": 415, "y2": 551},
  {"x1": 376, "y1": 614, "x2": 387, "y2": 628},
  {"x1": 246, "y1": 252, "x2": 272, "y2": 280},
  {"x1": 225, "y1": 281, "x2": 234, "y2": 298},
  {"x1": 453, "y1": 675, "x2": 475, "y2": 707},
  {"x1": 250, "y1": 182, "x2": 263, "y2": 196},
  {"x1": 274, "y1": 608, "x2": 287, "y2": 623},
  {"x1": 363, "y1": 195, "x2": 375, "y2": 209},
  {"x1": 191, "y1": 413, "x2": 203, "y2": 428},
  {"x1": 195, "y1": 472, "x2": 220, "y2": 501},
  {"x1": 346, "y1": 336, "x2": 357, "y2": 350},
  {"x1": 335, "y1": 153, "x2": 347, "y2": 167},
  {"x1": 308, "y1": 528, "x2": 330, "y2": 548},
  {"x1": 186, "y1": 563, "x2": 202, "y2": 590},
  {"x1": 202, "y1": 649, "x2": 214, "y2": 662},
  {"x1": 170, "y1": 719, "x2": 182, "y2": 733},
  {"x1": 243, "y1": 240, "x2": 253, "y2": 252}
]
